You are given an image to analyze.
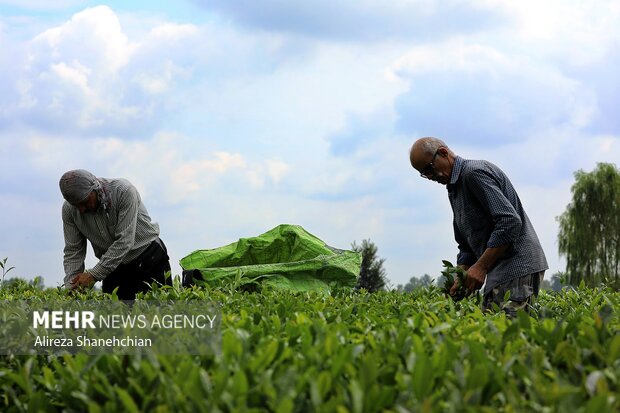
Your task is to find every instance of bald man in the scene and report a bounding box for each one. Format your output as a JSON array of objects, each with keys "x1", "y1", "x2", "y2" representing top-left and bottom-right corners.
[
  {"x1": 409, "y1": 138, "x2": 548, "y2": 316},
  {"x1": 59, "y1": 169, "x2": 171, "y2": 299}
]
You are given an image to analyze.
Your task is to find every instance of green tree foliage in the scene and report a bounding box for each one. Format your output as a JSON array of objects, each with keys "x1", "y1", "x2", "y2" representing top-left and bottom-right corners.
[
  {"x1": 1, "y1": 276, "x2": 45, "y2": 290},
  {"x1": 540, "y1": 272, "x2": 566, "y2": 291},
  {"x1": 351, "y1": 239, "x2": 387, "y2": 292},
  {"x1": 397, "y1": 274, "x2": 433, "y2": 292},
  {"x1": 557, "y1": 163, "x2": 620, "y2": 289},
  {"x1": 551, "y1": 272, "x2": 565, "y2": 291}
]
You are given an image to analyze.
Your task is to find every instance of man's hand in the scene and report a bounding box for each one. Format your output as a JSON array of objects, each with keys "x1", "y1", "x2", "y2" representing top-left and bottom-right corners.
[
  {"x1": 70, "y1": 272, "x2": 96, "y2": 290},
  {"x1": 464, "y1": 263, "x2": 486, "y2": 292},
  {"x1": 449, "y1": 279, "x2": 460, "y2": 296},
  {"x1": 449, "y1": 264, "x2": 470, "y2": 297},
  {"x1": 460, "y1": 245, "x2": 509, "y2": 294}
]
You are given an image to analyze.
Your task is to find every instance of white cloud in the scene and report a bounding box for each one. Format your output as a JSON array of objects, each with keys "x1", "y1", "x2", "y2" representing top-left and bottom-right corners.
[
  {"x1": 31, "y1": 6, "x2": 134, "y2": 73},
  {"x1": 1, "y1": 6, "x2": 201, "y2": 135},
  {"x1": 265, "y1": 160, "x2": 290, "y2": 184},
  {"x1": 19, "y1": 132, "x2": 295, "y2": 203},
  {"x1": 50, "y1": 61, "x2": 91, "y2": 93},
  {"x1": 503, "y1": 0, "x2": 620, "y2": 66},
  {"x1": 133, "y1": 60, "x2": 182, "y2": 94},
  {"x1": 391, "y1": 40, "x2": 508, "y2": 75},
  {"x1": 600, "y1": 136, "x2": 617, "y2": 153},
  {"x1": 146, "y1": 22, "x2": 200, "y2": 41},
  {"x1": 390, "y1": 39, "x2": 597, "y2": 145}
]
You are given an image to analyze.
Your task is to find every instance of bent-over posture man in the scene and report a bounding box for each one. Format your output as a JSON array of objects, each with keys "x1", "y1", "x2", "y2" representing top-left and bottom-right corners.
[
  {"x1": 409, "y1": 137, "x2": 548, "y2": 316},
  {"x1": 60, "y1": 169, "x2": 171, "y2": 299}
]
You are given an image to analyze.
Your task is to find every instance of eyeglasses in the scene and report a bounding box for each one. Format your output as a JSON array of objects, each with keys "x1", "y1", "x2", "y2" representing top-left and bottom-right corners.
[{"x1": 419, "y1": 150, "x2": 440, "y2": 179}]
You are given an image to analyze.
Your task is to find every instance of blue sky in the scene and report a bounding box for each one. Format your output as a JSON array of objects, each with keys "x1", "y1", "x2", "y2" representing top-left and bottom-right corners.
[{"x1": 1, "y1": 0, "x2": 618, "y2": 288}]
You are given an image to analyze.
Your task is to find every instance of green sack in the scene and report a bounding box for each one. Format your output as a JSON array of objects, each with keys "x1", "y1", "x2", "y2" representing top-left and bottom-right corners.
[{"x1": 180, "y1": 224, "x2": 361, "y2": 292}]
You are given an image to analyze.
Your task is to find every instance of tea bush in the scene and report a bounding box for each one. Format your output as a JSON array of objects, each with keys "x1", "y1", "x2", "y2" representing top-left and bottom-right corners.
[{"x1": 1, "y1": 280, "x2": 618, "y2": 412}]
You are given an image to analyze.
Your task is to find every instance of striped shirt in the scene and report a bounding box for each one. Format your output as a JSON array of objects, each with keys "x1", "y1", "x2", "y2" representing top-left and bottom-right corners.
[
  {"x1": 447, "y1": 156, "x2": 548, "y2": 292},
  {"x1": 62, "y1": 178, "x2": 160, "y2": 285}
]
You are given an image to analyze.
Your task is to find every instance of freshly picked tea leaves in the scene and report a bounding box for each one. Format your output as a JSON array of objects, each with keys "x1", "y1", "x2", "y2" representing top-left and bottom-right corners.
[{"x1": 440, "y1": 260, "x2": 468, "y2": 301}]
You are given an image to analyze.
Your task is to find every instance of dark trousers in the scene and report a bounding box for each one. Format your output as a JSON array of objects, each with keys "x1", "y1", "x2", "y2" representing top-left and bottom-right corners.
[
  {"x1": 483, "y1": 271, "x2": 545, "y2": 317},
  {"x1": 102, "y1": 238, "x2": 172, "y2": 300}
]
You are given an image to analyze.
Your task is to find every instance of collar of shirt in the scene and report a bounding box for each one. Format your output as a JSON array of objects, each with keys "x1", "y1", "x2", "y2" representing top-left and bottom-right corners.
[{"x1": 448, "y1": 156, "x2": 465, "y2": 189}]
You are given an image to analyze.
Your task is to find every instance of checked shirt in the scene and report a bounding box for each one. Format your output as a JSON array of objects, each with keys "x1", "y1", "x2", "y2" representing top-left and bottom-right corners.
[
  {"x1": 447, "y1": 156, "x2": 548, "y2": 293},
  {"x1": 62, "y1": 178, "x2": 160, "y2": 285}
]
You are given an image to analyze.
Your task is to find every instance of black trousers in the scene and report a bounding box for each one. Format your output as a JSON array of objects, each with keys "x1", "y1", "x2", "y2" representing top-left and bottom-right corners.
[{"x1": 102, "y1": 238, "x2": 172, "y2": 300}]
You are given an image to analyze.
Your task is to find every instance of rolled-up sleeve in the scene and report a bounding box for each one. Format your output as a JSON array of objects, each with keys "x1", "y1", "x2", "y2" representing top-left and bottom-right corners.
[
  {"x1": 87, "y1": 185, "x2": 139, "y2": 280},
  {"x1": 62, "y1": 203, "x2": 87, "y2": 286},
  {"x1": 468, "y1": 170, "x2": 522, "y2": 248}
]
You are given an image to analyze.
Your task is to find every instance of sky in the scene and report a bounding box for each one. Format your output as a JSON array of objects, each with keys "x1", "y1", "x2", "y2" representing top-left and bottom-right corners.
[{"x1": 0, "y1": 0, "x2": 618, "y2": 288}]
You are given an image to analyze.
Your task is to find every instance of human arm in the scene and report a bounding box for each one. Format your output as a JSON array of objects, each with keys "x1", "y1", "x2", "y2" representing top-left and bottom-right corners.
[
  {"x1": 62, "y1": 203, "x2": 88, "y2": 287},
  {"x1": 468, "y1": 168, "x2": 522, "y2": 249},
  {"x1": 460, "y1": 245, "x2": 510, "y2": 293},
  {"x1": 449, "y1": 219, "x2": 476, "y2": 296}
]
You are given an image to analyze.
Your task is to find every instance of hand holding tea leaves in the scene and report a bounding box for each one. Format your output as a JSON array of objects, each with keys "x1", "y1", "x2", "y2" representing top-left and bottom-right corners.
[
  {"x1": 440, "y1": 260, "x2": 468, "y2": 301},
  {"x1": 461, "y1": 263, "x2": 486, "y2": 292},
  {"x1": 70, "y1": 272, "x2": 96, "y2": 290}
]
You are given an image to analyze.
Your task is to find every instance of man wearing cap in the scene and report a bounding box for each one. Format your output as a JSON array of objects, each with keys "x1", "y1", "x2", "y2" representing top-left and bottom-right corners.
[
  {"x1": 409, "y1": 137, "x2": 548, "y2": 316},
  {"x1": 59, "y1": 169, "x2": 171, "y2": 299}
]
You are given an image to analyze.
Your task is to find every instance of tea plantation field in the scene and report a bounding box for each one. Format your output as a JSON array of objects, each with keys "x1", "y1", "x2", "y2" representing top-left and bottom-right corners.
[{"x1": 1, "y1": 282, "x2": 618, "y2": 412}]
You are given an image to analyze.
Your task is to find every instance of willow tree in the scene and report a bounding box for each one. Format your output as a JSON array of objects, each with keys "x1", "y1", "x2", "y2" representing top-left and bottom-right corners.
[{"x1": 557, "y1": 163, "x2": 620, "y2": 288}]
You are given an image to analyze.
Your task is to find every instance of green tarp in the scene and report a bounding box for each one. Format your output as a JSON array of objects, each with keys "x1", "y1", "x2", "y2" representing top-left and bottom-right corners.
[{"x1": 180, "y1": 224, "x2": 361, "y2": 292}]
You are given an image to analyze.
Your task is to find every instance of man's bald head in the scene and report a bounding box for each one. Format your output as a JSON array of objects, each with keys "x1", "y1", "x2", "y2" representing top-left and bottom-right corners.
[
  {"x1": 409, "y1": 137, "x2": 456, "y2": 185},
  {"x1": 409, "y1": 137, "x2": 452, "y2": 168}
]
